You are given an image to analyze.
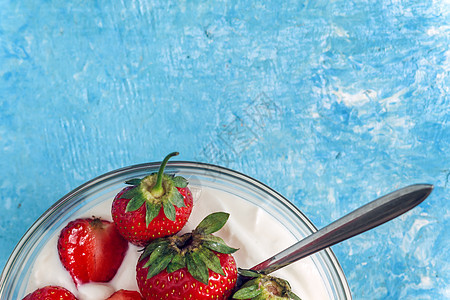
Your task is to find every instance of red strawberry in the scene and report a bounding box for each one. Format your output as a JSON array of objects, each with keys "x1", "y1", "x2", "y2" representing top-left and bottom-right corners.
[
  {"x1": 57, "y1": 218, "x2": 128, "y2": 285},
  {"x1": 136, "y1": 212, "x2": 238, "y2": 300},
  {"x1": 22, "y1": 286, "x2": 77, "y2": 300},
  {"x1": 106, "y1": 289, "x2": 143, "y2": 300},
  {"x1": 111, "y1": 152, "x2": 193, "y2": 246},
  {"x1": 231, "y1": 270, "x2": 301, "y2": 300}
]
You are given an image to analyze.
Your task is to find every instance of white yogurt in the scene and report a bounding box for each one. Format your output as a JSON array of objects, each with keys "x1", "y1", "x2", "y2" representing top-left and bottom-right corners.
[{"x1": 26, "y1": 186, "x2": 329, "y2": 300}]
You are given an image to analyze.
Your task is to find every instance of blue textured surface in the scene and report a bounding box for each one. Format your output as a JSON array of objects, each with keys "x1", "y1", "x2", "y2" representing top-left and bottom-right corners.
[{"x1": 1, "y1": 1, "x2": 449, "y2": 298}]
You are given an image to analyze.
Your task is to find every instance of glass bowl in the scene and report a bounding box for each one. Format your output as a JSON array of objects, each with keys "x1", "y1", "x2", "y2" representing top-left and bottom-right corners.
[{"x1": 0, "y1": 161, "x2": 351, "y2": 299}]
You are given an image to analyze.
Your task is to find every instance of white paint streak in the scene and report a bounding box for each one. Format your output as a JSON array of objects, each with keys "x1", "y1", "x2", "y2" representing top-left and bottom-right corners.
[
  {"x1": 401, "y1": 218, "x2": 432, "y2": 254},
  {"x1": 327, "y1": 187, "x2": 336, "y2": 204},
  {"x1": 333, "y1": 89, "x2": 375, "y2": 108},
  {"x1": 417, "y1": 276, "x2": 433, "y2": 289},
  {"x1": 440, "y1": 286, "x2": 450, "y2": 298},
  {"x1": 4, "y1": 197, "x2": 11, "y2": 210},
  {"x1": 331, "y1": 25, "x2": 349, "y2": 38},
  {"x1": 379, "y1": 88, "x2": 408, "y2": 110}
]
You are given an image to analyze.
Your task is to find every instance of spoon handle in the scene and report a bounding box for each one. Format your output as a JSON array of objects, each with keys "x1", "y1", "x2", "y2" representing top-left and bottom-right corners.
[{"x1": 251, "y1": 184, "x2": 433, "y2": 274}]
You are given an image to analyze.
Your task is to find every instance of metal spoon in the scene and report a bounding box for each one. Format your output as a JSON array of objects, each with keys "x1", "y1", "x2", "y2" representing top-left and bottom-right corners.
[{"x1": 235, "y1": 184, "x2": 433, "y2": 288}]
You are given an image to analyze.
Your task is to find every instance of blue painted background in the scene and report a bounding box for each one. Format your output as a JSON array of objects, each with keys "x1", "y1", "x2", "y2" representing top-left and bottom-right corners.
[{"x1": 1, "y1": 1, "x2": 449, "y2": 299}]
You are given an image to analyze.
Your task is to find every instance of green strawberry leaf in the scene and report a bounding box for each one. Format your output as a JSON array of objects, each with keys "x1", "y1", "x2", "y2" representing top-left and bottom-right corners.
[
  {"x1": 140, "y1": 239, "x2": 168, "y2": 261},
  {"x1": 200, "y1": 235, "x2": 226, "y2": 243},
  {"x1": 123, "y1": 187, "x2": 140, "y2": 200},
  {"x1": 167, "y1": 253, "x2": 186, "y2": 273},
  {"x1": 203, "y1": 240, "x2": 238, "y2": 254},
  {"x1": 126, "y1": 194, "x2": 146, "y2": 212},
  {"x1": 288, "y1": 291, "x2": 302, "y2": 300},
  {"x1": 186, "y1": 251, "x2": 209, "y2": 285},
  {"x1": 169, "y1": 187, "x2": 185, "y2": 208},
  {"x1": 195, "y1": 212, "x2": 230, "y2": 235},
  {"x1": 146, "y1": 202, "x2": 161, "y2": 227},
  {"x1": 162, "y1": 200, "x2": 176, "y2": 221},
  {"x1": 197, "y1": 247, "x2": 225, "y2": 276},
  {"x1": 172, "y1": 176, "x2": 188, "y2": 188},
  {"x1": 125, "y1": 178, "x2": 142, "y2": 186},
  {"x1": 144, "y1": 243, "x2": 169, "y2": 268},
  {"x1": 146, "y1": 251, "x2": 175, "y2": 279},
  {"x1": 201, "y1": 235, "x2": 239, "y2": 254},
  {"x1": 237, "y1": 268, "x2": 261, "y2": 278},
  {"x1": 202, "y1": 241, "x2": 238, "y2": 254},
  {"x1": 232, "y1": 284, "x2": 262, "y2": 299}
]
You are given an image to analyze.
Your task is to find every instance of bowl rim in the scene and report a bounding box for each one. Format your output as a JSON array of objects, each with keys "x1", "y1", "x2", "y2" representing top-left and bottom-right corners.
[{"x1": 1, "y1": 160, "x2": 352, "y2": 299}]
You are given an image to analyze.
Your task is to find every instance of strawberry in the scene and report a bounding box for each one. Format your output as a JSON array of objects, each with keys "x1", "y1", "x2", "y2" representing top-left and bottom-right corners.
[
  {"x1": 22, "y1": 286, "x2": 78, "y2": 300},
  {"x1": 231, "y1": 270, "x2": 301, "y2": 300},
  {"x1": 111, "y1": 152, "x2": 193, "y2": 246},
  {"x1": 106, "y1": 290, "x2": 144, "y2": 300},
  {"x1": 57, "y1": 218, "x2": 128, "y2": 285},
  {"x1": 136, "y1": 212, "x2": 238, "y2": 300}
]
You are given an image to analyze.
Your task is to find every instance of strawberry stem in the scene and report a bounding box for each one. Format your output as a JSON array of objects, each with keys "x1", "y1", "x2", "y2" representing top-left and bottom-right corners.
[{"x1": 151, "y1": 152, "x2": 179, "y2": 198}]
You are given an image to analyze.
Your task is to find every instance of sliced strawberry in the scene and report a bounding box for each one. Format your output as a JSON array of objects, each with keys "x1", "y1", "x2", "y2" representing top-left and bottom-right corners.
[
  {"x1": 136, "y1": 212, "x2": 238, "y2": 300},
  {"x1": 22, "y1": 286, "x2": 77, "y2": 300},
  {"x1": 112, "y1": 152, "x2": 193, "y2": 246},
  {"x1": 57, "y1": 218, "x2": 128, "y2": 285},
  {"x1": 106, "y1": 289, "x2": 143, "y2": 300}
]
